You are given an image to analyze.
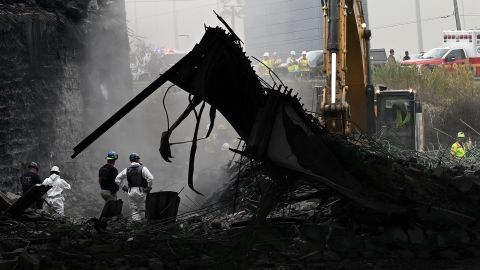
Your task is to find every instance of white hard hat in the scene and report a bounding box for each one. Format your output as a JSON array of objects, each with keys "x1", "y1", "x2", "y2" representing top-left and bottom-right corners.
[
  {"x1": 302, "y1": 51, "x2": 307, "y2": 55},
  {"x1": 290, "y1": 50, "x2": 296, "y2": 55},
  {"x1": 263, "y1": 52, "x2": 269, "y2": 57},
  {"x1": 221, "y1": 143, "x2": 231, "y2": 151},
  {"x1": 50, "y1": 166, "x2": 60, "y2": 173}
]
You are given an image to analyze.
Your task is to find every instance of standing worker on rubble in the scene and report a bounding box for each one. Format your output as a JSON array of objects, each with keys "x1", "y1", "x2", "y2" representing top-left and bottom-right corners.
[
  {"x1": 115, "y1": 153, "x2": 153, "y2": 221},
  {"x1": 298, "y1": 51, "x2": 310, "y2": 79},
  {"x1": 42, "y1": 166, "x2": 71, "y2": 216},
  {"x1": 451, "y1": 132, "x2": 467, "y2": 159},
  {"x1": 271, "y1": 52, "x2": 282, "y2": 71},
  {"x1": 287, "y1": 51, "x2": 299, "y2": 76},
  {"x1": 260, "y1": 52, "x2": 272, "y2": 76},
  {"x1": 20, "y1": 161, "x2": 42, "y2": 208},
  {"x1": 99, "y1": 151, "x2": 119, "y2": 202}
]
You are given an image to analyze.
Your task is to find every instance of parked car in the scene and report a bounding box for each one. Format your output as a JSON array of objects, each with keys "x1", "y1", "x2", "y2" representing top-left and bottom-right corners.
[
  {"x1": 304, "y1": 50, "x2": 323, "y2": 78},
  {"x1": 369, "y1": 49, "x2": 387, "y2": 68},
  {"x1": 409, "y1": 53, "x2": 424, "y2": 60},
  {"x1": 401, "y1": 30, "x2": 480, "y2": 77}
]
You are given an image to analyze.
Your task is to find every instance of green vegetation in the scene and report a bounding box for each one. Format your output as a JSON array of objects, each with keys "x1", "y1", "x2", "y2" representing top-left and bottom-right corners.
[
  {"x1": 372, "y1": 63, "x2": 480, "y2": 147},
  {"x1": 372, "y1": 63, "x2": 478, "y2": 105}
]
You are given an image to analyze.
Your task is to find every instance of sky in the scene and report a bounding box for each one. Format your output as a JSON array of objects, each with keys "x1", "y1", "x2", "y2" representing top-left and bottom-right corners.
[
  {"x1": 367, "y1": 0, "x2": 480, "y2": 59},
  {"x1": 125, "y1": 0, "x2": 245, "y2": 50},
  {"x1": 124, "y1": 0, "x2": 480, "y2": 58}
]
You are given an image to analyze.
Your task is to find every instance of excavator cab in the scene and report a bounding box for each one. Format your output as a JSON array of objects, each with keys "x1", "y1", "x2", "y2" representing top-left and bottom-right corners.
[{"x1": 375, "y1": 88, "x2": 423, "y2": 151}]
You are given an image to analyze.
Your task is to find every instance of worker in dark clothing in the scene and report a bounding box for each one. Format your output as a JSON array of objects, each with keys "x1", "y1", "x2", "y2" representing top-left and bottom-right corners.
[
  {"x1": 387, "y1": 49, "x2": 396, "y2": 64},
  {"x1": 20, "y1": 161, "x2": 42, "y2": 208},
  {"x1": 403, "y1": 51, "x2": 411, "y2": 61},
  {"x1": 99, "y1": 151, "x2": 119, "y2": 202}
]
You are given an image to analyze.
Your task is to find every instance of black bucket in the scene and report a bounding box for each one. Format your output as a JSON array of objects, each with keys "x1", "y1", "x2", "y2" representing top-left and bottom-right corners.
[{"x1": 145, "y1": 191, "x2": 180, "y2": 222}]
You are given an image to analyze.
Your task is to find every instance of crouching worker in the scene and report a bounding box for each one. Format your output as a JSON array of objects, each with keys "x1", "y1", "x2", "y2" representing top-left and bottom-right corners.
[
  {"x1": 115, "y1": 153, "x2": 153, "y2": 221},
  {"x1": 42, "y1": 166, "x2": 71, "y2": 216}
]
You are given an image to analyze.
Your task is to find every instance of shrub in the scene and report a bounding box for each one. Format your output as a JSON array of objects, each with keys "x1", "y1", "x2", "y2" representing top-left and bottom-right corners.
[{"x1": 372, "y1": 63, "x2": 480, "y2": 147}]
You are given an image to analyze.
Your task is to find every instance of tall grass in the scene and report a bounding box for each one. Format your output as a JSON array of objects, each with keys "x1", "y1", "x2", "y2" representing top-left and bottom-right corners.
[
  {"x1": 373, "y1": 63, "x2": 477, "y2": 106},
  {"x1": 372, "y1": 63, "x2": 480, "y2": 147}
]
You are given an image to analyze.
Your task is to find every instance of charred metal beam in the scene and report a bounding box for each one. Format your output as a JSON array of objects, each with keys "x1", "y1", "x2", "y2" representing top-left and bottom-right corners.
[{"x1": 71, "y1": 72, "x2": 171, "y2": 158}]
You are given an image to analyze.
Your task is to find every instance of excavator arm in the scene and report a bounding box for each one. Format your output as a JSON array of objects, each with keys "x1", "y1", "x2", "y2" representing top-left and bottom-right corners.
[{"x1": 320, "y1": 0, "x2": 375, "y2": 134}]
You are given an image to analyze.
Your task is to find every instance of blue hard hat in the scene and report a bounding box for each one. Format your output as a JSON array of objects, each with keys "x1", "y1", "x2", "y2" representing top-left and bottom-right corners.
[
  {"x1": 129, "y1": 153, "x2": 140, "y2": 162},
  {"x1": 28, "y1": 161, "x2": 39, "y2": 169},
  {"x1": 106, "y1": 151, "x2": 118, "y2": 160}
]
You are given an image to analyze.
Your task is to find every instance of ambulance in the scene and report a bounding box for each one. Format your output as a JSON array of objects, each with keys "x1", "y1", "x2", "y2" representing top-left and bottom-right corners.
[{"x1": 401, "y1": 30, "x2": 480, "y2": 77}]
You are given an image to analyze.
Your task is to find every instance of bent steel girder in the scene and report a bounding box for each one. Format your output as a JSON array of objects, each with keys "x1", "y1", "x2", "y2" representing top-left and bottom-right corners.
[{"x1": 72, "y1": 25, "x2": 409, "y2": 214}]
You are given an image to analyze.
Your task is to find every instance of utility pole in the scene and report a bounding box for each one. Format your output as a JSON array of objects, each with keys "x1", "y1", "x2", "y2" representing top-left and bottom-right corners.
[
  {"x1": 453, "y1": 0, "x2": 462, "y2": 30},
  {"x1": 173, "y1": 0, "x2": 179, "y2": 48},
  {"x1": 414, "y1": 0, "x2": 423, "y2": 52},
  {"x1": 230, "y1": 5, "x2": 235, "y2": 30},
  {"x1": 222, "y1": 4, "x2": 243, "y2": 31},
  {"x1": 134, "y1": 0, "x2": 138, "y2": 33}
]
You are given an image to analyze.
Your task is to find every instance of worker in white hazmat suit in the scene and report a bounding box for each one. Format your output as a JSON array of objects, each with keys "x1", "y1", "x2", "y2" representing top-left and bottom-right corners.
[
  {"x1": 115, "y1": 153, "x2": 153, "y2": 221},
  {"x1": 42, "y1": 166, "x2": 71, "y2": 216}
]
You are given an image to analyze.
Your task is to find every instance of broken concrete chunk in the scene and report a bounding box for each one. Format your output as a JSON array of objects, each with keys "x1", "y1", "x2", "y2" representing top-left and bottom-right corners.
[
  {"x1": 145, "y1": 191, "x2": 180, "y2": 222},
  {"x1": 6, "y1": 185, "x2": 50, "y2": 217},
  {"x1": 298, "y1": 223, "x2": 330, "y2": 242},
  {"x1": 0, "y1": 259, "x2": 17, "y2": 270},
  {"x1": 0, "y1": 191, "x2": 12, "y2": 211},
  {"x1": 374, "y1": 227, "x2": 408, "y2": 244},
  {"x1": 148, "y1": 258, "x2": 163, "y2": 270},
  {"x1": 406, "y1": 226, "x2": 425, "y2": 245},
  {"x1": 17, "y1": 251, "x2": 40, "y2": 270},
  {"x1": 390, "y1": 249, "x2": 415, "y2": 260},
  {"x1": 450, "y1": 175, "x2": 473, "y2": 192},
  {"x1": 417, "y1": 206, "x2": 476, "y2": 226}
]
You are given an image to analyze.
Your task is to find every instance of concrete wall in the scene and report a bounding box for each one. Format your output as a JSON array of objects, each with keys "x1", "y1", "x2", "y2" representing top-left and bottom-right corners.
[
  {"x1": 0, "y1": 7, "x2": 83, "y2": 191},
  {"x1": 0, "y1": 1, "x2": 132, "y2": 216},
  {"x1": 243, "y1": 0, "x2": 368, "y2": 60}
]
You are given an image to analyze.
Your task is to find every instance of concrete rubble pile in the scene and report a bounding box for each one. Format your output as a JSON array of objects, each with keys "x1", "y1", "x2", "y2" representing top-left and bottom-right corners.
[
  {"x1": 2, "y1": 150, "x2": 476, "y2": 266},
  {"x1": 2, "y1": 143, "x2": 480, "y2": 269}
]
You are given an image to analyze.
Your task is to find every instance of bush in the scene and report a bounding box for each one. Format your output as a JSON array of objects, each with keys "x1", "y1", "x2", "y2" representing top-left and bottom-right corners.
[{"x1": 372, "y1": 63, "x2": 480, "y2": 147}]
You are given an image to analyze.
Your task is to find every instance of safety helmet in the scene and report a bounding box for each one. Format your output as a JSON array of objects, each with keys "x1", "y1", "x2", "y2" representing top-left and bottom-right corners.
[
  {"x1": 263, "y1": 52, "x2": 269, "y2": 57},
  {"x1": 301, "y1": 51, "x2": 307, "y2": 55},
  {"x1": 106, "y1": 151, "x2": 118, "y2": 160},
  {"x1": 457, "y1": 132, "x2": 465, "y2": 138},
  {"x1": 290, "y1": 50, "x2": 296, "y2": 55},
  {"x1": 221, "y1": 142, "x2": 231, "y2": 151},
  {"x1": 129, "y1": 153, "x2": 140, "y2": 162},
  {"x1": 28, "y1": 161, "x2": 39, "y2": 170},
  {"x1": 50, "y1": 166, "x2": 60, "y2": 173}
]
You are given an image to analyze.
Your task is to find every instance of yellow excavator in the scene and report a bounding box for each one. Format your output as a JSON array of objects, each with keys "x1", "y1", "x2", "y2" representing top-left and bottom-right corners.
[{"x1": 319, "y1": 0, "x2": 423, "y2": 150}]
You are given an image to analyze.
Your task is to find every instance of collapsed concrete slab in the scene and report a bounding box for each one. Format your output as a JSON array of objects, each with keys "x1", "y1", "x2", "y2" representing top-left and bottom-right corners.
[
  {"x1": 5, "y1": 185, "x2": 50, "y2": 217},
  {"x1": 145, "y1": 191, "x2": 180, "y2": 222}
]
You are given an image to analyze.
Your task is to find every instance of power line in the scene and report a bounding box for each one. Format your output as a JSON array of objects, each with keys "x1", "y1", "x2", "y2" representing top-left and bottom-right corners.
[
  {"x1": 127, "y1": 2, "x2": 217, "y2": 21},
  {"x1": 125, "y1": 0, "x2": 195, "y2": 2},
  {"x1": 371, "y1": 13, "x2": 453, "y2": 30}
]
